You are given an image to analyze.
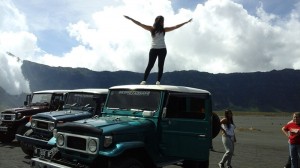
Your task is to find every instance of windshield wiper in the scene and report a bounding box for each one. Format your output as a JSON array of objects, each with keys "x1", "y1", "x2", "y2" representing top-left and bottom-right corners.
[
  {"x1": 82, "y1": 104, "x2": 93, "y2": 111},
  {"x1": 130, "y1": 109, "x2": 143, "y2": 112},
  {"x1": 130, "y1": 108, "x2": 145, "y2": 115},
  {"x1": 107, "y1": 107, "x2": 120, "y2": 110}
]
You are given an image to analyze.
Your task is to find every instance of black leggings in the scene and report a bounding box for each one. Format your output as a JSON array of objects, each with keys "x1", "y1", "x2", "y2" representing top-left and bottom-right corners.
[{"x1": 143, "y1": 48, "x2": 167, "y2": 82}]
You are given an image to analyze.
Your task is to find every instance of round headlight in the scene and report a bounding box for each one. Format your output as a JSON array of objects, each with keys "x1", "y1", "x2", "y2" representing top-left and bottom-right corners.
[
  {"x1": 57, "y1": 134, "x2": 64, "y2": 146},
  {"x1": 48, "y1": 122, "x2": 55, "y2": 131},
  {"x1": 31, "y1": 120, "x2": 37, "y2": 128},
  {"x1": 88, "y1": 139, "x2": 97, "y2": 153}
]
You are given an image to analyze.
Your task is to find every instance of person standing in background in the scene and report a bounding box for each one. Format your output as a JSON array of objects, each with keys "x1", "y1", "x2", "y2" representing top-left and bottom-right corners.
[
  {"x1": 282, "y1": 112, "x2": 300, "y2": 168},
  {"x1": 284, "y1": 118, "x2": 293, "y2": 168},
  {"x1": 219, "y1": 109, "x2": 236, "y2": 168}
]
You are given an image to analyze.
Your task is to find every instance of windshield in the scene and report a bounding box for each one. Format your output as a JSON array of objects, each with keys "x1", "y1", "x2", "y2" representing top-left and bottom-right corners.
[
  {"x1": 31, "y1": 94, "x2": 52, "y2": 105},
  {"x1": 106, "y1": 90, "x2": 161, "y2": 111},
  {"x1": 64, "y1": 93, "x2": 97, "y2": 109}
]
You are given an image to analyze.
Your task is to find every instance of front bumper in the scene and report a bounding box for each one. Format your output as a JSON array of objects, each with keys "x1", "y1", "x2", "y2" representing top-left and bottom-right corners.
[
  {"x1": 31, "y1": 157, "x2": 88, "y2": 168},
  {"x1": 16, "y1": 134, "x2": 51, "y2": 148},
  {"x1": 0, "y1": 123, "x2": 16, "y2": 133},
  {"x1": 31, "y1": 158, "x2": 72, "y2": 168},
  {"x1": 0, "y1": 126, "x2": 8, "y2": 132},
  {"x1": 0, "y1": 119, "x2": 26, "y2": 133}
]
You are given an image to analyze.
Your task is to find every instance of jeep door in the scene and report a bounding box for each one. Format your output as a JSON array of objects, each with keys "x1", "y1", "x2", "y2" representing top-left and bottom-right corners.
[{"x1": 160, "y1": 93, "x2": 212, "y2": 161}]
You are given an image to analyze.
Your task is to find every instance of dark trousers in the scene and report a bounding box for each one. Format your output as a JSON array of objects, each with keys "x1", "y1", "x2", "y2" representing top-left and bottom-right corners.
[{"x1": 143, "y1": 48, "x2": 167, "y2": 82}]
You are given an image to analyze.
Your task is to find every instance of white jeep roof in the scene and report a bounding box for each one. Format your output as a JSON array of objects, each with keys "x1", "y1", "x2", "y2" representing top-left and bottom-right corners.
[
  {"x1": 109, "y1": 85, "x2": 210, "y2": 94},
  {"x1": 33, "y1": 90, "x2": 71, "y2": 94},
  {"x1": 71, "y1": 88, "x2": 108, "y2": 94},
  {"x1": 33, "y1": 88, "x2": 108, "y2": 94}
]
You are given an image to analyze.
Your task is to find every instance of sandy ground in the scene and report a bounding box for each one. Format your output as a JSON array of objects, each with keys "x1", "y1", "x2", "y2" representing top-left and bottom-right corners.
[{"x1": 0, "y1": 114, "x2": 292, "y2": 168}]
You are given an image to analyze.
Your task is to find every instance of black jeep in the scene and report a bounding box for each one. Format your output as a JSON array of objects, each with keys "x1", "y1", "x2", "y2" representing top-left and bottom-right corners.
[{"x1": 0, "y1": 90, "x2": 68, "y2": 143}]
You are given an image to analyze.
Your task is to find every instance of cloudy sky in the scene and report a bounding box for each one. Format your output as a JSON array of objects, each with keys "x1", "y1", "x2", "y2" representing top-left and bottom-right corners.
[{"x1": 1, "y1": 0, "x2": 300, "y2": 95}]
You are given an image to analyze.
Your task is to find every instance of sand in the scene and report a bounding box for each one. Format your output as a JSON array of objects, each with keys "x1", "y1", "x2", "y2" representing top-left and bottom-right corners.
[{"x1": 0, "y1": 113, "x2": 293, "y2": 168}]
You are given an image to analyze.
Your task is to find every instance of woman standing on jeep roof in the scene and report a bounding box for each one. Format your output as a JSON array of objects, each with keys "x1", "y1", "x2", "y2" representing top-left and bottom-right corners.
[
  {"x1": 124, "y1": 15, "x2": 192, "y2": 85},
  {"x1": 219, "y1": 109, "x2": 236, "y2": 168}
]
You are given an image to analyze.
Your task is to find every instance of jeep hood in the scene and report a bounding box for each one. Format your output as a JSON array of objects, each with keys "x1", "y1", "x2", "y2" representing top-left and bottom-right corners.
[
  {"x1": 1, "y1": 106, "x2": 49, "y2": 115},
  {"x1": 73, "y1": 116, "x2": 155, "y2": 134},
  {"x1": 32, "y1": 110, "x2": 93, "y2": 122}
]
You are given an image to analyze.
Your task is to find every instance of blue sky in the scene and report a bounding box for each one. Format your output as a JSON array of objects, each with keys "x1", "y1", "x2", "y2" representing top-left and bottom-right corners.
[
  {"x1": 1, "y1": 0, "x2": 300, "y2": 94},
  {"x1": 10, "y1": 0, "x2": 299, "y2": 55}
]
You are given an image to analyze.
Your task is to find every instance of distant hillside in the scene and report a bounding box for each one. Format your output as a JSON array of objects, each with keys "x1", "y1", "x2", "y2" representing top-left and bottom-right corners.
[
  {"x1": 0, "y1": 87, "x2": 27, "y2": 110},
  {"x1": 2, "y1": 60, "x2": 300, "y2": 112}
]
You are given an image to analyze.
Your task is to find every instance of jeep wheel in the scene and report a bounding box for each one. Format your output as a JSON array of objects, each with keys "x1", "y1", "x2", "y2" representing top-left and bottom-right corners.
[
  {"x1": 198, "y1": 160, "x2": 209, "y2": 168},
  {"x1": 0, "y1": 132, "x2": 15, "y2": 143},
  {"x1": 212, "y1": 112, "x2": 221, "y2": 139},
  {"x1": 20, "y1": 129, "x2": 34, "y2": 157},
  {"x1": 182, "y1": 160, "x2": 208, "y2": 168},
  {"x1": 109, "y1": 157, "x2": 144, "y2": 168}
]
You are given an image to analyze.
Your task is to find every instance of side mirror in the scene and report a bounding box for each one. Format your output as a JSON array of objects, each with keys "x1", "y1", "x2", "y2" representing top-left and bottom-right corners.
[
  {"x1": 162, "y1": 107, "x2": 167, "y2": 118},
  {"x1": 58, "y1": 100, "x2": 64, "y2": 110},
  {"x1": 100, "y1": 103, "x2": 104, "y2": 112},
  {"x1": 24, "y1": 94, "x2": 32, "y2": 106}
]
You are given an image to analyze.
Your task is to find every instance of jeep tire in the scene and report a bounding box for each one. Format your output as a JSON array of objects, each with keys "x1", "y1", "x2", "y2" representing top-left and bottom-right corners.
[
  {"x1": 183, "y1": 160, "x2": 209, "y2": 168},
  {"x1": 212, "y1": 112, "x2": 221, "y2": 139},
  {"x1": 0, "y1": 132, "x2": 15, "y2": 143},
  {"x1": 109, "y1": 157, "x2": 144, "y2": 168},
  {"x1": 20, "y1": 129, "x2": 34, "y2": 156}
]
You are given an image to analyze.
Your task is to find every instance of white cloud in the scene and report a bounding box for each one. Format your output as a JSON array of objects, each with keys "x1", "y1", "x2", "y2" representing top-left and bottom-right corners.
[
  {"x1": 1, "y1": 0, "x2": 300, "y2": 95},
  {"x1": 35, "y1": 0, "x2": 300, "y2": 74},
  {"x1": 0, "y1": 52, "x2": 30, "y2": 95},
  {"x1": 0, "y1": 1, "x2": 33, "y2": 95},
  {"x1": 0, "y1": 0, "x2": 28, "y2": 31}
]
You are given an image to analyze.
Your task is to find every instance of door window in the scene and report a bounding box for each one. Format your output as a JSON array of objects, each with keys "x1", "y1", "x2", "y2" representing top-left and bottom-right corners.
[{"x1": 166, "y1": 93, "x2": 206, "y2": 119}]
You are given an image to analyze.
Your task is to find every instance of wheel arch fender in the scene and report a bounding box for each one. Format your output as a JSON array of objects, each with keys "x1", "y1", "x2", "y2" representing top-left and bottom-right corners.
[{"x1": 99, "y1": 141, "x2": 145, "y2": 157}]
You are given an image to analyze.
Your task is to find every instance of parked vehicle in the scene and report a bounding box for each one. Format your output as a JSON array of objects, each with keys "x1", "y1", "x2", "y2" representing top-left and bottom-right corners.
[
  {"x1": 0, "y1": 90, "x2": 69, "y2": 143},
  {"x1": 31, "y1": 85, "x2": 220, "y2": 168},
  {"x1": 16, "y1": 88, "x2": 108, "y2": 157}
]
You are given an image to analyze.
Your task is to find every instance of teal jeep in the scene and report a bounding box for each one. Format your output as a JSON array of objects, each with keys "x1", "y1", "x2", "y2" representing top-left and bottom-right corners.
[{"x1": 31, "y1": 85, "x2": 220, "y2": 168}]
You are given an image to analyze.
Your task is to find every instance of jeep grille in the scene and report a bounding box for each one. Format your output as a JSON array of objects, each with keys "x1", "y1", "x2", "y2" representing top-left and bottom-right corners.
[
  {"x1": 67, "y1": 136, "x2": 86, "y2": 150},
  {"x1": 32, "y1": 119, "x2": 54, "y2": 131},
  {"x1": 1, "y1": 114, "x2": 15, "y2": 121},
  {"x1": 57, "y1": 132, "x2": 99, "y2": 154},
  {"x1": 37, "y1": 121, "x2": 48, "y2": 130}
]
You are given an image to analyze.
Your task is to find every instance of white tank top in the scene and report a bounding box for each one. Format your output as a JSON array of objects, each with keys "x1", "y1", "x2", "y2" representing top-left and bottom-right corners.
[
  {"x1": 151, "y1": 32, "x2": 166, "y2": 49},
  {"x1": 221, "y1": 123, "x2": 235, "y2": 137}
]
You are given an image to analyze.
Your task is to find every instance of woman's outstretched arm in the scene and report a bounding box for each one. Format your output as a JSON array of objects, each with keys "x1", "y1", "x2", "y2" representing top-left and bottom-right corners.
[
  {"x1": 165, "y1": 18, "x2": 192, "y2": 32},
  {"x1": 124, "y1": 15, "x2": 152, "y2": 31}
]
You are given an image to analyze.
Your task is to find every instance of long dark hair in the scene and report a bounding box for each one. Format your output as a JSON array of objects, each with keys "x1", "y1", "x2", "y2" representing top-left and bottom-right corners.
[
  {"x1": 225, "y1": 109, "x2": 234, "y2": 128},
  {"x1": 151, "y1": 15, "x2": 165, "y2": 37}
]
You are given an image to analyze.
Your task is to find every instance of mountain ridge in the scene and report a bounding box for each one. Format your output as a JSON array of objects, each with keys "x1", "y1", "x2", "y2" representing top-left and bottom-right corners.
[{"x1": 1, "y1": 60, "x2": 300, "y2": 112}]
